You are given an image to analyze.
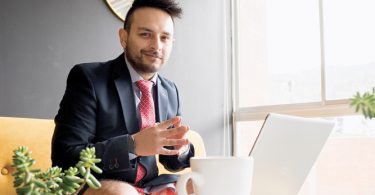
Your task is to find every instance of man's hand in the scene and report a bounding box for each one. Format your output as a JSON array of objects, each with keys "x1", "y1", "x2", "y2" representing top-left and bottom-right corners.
[
  {"x1": 132, "y1": 117, "x2": 190, "y2": 156},
  {"x1": 169, "y1": 117, "x2": 190, "y2": 155}
]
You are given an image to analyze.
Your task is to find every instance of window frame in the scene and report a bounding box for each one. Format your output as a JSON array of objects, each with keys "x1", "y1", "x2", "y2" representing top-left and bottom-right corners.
[
  {"x1": 232, "y1": 0, "x2": 358, "y2": 119},
  {"x1": 231, "y1": 0, "x2": 359, "y2": 154}
]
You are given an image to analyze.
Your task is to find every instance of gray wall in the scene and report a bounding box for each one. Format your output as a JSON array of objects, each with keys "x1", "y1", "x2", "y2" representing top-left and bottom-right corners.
[
  {"x1": 0, "y1": 0, "x2": 121, "y2": 117},
  {"x1": 0, "y1": 0, "x2": 230, "y2": 156}
]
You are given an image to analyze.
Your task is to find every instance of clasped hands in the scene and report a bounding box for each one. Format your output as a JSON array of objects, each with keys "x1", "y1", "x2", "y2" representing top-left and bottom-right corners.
[{"x1": 132, "y1": 116, "x2": 190, "y2": 156}]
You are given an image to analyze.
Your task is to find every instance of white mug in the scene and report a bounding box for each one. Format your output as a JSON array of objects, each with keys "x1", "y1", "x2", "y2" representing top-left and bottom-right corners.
[{"x1": 176, "y1": 156, "x2": 254, "y2": 195}]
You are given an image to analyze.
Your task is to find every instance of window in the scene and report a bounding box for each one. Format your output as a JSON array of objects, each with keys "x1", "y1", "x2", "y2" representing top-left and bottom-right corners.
[
  {"x1": 233, "y1": 0, "x2": 375, "y2": 110},
  {"x1": 235, "y1": 0, "x2": 322, "y2": 107},
  {"x1": 233, "y1": 0, "x2": 375, "y2": 194},
  {"x1": 323, "y1": 0, "x2": 375, "y2": 100}
]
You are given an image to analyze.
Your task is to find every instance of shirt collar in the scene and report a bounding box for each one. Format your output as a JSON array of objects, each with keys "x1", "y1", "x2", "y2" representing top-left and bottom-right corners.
[{"x1": 125, "y1": 55, "x2": 158, "y2": 85}]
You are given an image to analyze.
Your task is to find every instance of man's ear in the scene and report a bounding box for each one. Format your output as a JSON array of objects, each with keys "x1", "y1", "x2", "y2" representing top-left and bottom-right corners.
[{"x1": 119, "y1": 28, "x2": 128, "y2": 49}]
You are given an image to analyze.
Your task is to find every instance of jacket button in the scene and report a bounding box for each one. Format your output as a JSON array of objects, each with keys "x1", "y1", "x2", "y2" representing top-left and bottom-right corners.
[{"x1": 1, "y1": 168, "x2": 9, "y2": 175}]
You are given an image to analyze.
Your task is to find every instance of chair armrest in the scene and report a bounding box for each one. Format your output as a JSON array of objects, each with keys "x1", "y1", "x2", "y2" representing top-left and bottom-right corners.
[{"x1": 157, "y1": 130, "x2": 206, "y2": 175}]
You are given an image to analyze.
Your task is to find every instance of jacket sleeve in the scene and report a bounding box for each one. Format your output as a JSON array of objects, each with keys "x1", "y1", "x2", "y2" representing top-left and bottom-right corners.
[
  {"x1": 51, "y1": 65, "x2": 133, "y2": 173},
  {"x1": 158, "y1": 83, "x2": 195, "y2": 172}
]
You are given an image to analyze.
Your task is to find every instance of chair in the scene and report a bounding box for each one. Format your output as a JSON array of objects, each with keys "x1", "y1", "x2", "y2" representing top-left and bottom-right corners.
[{"x1": 0, "y1": 117, "x2": 205, "y2": 194}]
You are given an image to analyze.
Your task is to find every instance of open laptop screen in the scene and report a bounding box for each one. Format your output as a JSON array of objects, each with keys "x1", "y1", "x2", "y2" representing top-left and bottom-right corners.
[{"x1": 249, "y1": 113, "x2": 335, "y2": 195}]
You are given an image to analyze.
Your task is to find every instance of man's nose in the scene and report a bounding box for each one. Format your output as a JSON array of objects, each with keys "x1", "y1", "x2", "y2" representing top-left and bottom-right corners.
[{"x1": 150, "y1": 37, "x2": 162, "y2": 51}]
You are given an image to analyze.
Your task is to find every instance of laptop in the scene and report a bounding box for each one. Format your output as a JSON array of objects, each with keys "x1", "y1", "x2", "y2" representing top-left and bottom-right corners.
[{"x1": 249, "y1": 113, "x2": 335, "y2": 195}]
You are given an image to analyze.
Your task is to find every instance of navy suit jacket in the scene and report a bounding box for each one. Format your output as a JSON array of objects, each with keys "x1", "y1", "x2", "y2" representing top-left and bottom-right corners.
[{"x1": 52, "y1": 53, "x2": 194, "y2": 187}]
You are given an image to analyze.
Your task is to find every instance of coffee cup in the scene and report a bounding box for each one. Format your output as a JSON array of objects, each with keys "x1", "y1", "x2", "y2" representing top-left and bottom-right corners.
[{"x1": 176, "y1": 156, "x2": 254, "y2": 195}]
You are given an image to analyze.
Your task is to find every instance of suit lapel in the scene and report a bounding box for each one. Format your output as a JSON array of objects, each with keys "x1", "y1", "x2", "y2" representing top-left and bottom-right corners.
[
  {"x1": 113, "y1": 55, "x2": 139, "y2": 134},
  {"x1": 157, "y1": 77, "x2": 168, "y2": 122}
]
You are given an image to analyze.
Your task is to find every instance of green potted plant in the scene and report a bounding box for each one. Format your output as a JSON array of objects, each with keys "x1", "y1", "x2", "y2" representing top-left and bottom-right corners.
[
  {"x1": 350, "y1": 88, "x2": 375, "y2": 119},
  {"x1": 12, "y1": 146, "x2": 102, "y2": 195}
]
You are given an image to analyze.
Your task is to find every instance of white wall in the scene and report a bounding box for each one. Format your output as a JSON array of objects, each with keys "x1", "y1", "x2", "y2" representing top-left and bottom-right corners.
[
  {"x1": 163, "y1": 0, "x2": 232, "y2": 155},
  {"x1": 0, "y1": 0, "x2": 231, "y2": 156}
]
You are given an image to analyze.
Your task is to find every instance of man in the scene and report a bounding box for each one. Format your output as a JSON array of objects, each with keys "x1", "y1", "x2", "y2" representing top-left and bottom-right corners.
[{"x1": 51, "y1": 0, "x2": 194, "y2": 194}]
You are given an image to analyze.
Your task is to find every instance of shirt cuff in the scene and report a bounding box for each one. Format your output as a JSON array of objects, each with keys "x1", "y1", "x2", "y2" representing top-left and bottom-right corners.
[
  {"x1": 129, "y1": 153, "x2": 138, "y2": 160},
  {"x1": 127, "y1": 135, "x2": 138, "y2": 160}
]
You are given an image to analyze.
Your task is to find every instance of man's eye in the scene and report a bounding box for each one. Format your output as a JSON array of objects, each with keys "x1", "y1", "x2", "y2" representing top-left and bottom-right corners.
[
  {"x1": 161, "y1": 36, "x2": 170, "y2": 42},
  {"x1": 140, "y1": 33, "x2": 150, "y2": 37}
]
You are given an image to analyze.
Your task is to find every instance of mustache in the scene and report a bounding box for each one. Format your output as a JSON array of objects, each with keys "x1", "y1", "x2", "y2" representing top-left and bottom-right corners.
[{"x1": 141, "y1": 50, "x2": 162, "y2": 59}]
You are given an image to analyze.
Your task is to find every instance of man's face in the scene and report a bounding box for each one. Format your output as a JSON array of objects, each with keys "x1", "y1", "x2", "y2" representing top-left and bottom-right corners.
[{"x1": 119, "y1": 7, "x2": 174, "y2": 75}]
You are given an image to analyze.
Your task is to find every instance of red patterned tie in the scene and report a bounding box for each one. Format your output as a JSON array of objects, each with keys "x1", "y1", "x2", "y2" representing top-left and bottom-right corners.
[{"x1": 135, "y1": 80, "x2": 155, "y2": 184}]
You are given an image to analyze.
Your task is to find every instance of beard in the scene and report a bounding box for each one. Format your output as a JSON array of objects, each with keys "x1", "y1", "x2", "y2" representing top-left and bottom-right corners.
[{"x1": 125, "y1": 49, "x2": 164, "y2": 74}]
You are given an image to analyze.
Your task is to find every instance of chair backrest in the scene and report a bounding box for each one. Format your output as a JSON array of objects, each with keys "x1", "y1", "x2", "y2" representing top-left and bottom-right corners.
[
  {"x1": 0, "y1": 117, "x2": 206, "y2": 194},
  {"x1": 0, "y1": 117, "x2": 55, "y2": 195}
]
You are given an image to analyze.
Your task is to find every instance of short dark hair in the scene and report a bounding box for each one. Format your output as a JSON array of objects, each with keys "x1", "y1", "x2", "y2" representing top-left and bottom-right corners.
[{"x1": 124, "y1": 0, "x2": 182, "y2": 31}]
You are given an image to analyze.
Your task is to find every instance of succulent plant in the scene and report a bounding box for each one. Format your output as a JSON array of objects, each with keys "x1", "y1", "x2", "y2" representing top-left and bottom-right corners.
[{"x1": 12, "y1": 146, "x2": 102, "y2": 195}]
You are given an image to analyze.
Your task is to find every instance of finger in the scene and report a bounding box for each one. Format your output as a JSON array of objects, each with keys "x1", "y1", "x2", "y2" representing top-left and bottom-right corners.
[
  {"x1": 161, "y1": 138, "x2": 189, "y2": 147},
  {"x1": 167, "y1": 129, "x2": 189, "y2": 139},
  {"x1": 181, "y1": 126, "x2": 190, "y2": 138},
  {"x1": 174, "y1": 139, "x2": 190, "y2": 150},
  {"x1": 157, "y1": 116, "x2": 180, "y2": 129},
  {"x1": 175, "y1": 121, "x2": 181, "y2": 128},
  {"x1": 160, "y1": 126, "x2": 188, "y2": 138},
  {"x1": 175, "y1": 116, "x2": 182, "y2": 128},
  {"x1": 158, "y1": 147, "x2": 180, "y2": 155}
]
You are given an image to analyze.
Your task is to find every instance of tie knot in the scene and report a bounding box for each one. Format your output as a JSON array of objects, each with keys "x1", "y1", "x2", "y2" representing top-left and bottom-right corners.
[{"x1": 136, "y1": 80, "x2": 153, "y2": 93}]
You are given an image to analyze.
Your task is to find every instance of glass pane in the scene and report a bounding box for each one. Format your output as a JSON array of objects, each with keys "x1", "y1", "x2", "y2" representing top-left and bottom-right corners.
[
  {"x1": 324, "y1": 0, "x2": 375, "y2": 100},
  {"x1": 236, "y1": 0, "x2": 321, "y2": 107},
  {"x1": 235, "y1": 115, "x2": 375, "y2": 194}
]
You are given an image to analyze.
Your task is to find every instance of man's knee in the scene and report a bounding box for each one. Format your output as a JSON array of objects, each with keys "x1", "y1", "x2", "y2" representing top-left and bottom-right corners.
[{"x1": 84, "y1": 180, "x2": 138, "y2": 195}]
